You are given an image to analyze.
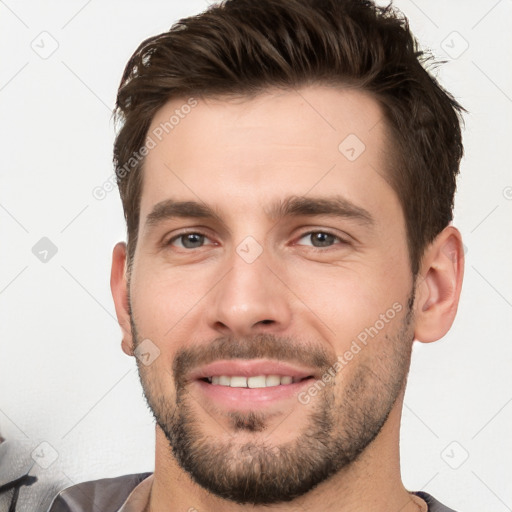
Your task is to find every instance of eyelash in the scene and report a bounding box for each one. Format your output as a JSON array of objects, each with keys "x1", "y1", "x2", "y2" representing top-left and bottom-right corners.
[{"x1": 165, "y1": 229, "x2": 349, "y2": 250}]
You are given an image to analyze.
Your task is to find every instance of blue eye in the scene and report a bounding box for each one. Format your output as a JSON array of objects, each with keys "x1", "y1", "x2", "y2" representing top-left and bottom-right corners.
[
  {"x1": 168, "y1": 232, "x2": 211, "y2": 249},
  {"x1": 166, "y1": 230, "x2": 346, "y2": 251},
  {"x1": 296, "y1": 231, "x2": 344, "y2": 248}
]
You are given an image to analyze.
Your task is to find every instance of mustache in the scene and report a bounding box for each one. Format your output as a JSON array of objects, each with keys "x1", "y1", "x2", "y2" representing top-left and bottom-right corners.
[{"x1": 172, "y1": 333, "x2": 334, "y2": 385}]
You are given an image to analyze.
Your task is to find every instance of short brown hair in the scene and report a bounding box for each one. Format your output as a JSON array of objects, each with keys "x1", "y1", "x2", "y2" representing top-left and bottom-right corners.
[{"x1": 113, "y1": 0, "x2": 465, "y2": 275}]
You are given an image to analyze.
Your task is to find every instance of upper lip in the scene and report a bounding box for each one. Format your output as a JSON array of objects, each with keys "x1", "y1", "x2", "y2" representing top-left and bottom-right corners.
[{"x1": 188, "y1": 359, "x2": 318, "y2": 381}]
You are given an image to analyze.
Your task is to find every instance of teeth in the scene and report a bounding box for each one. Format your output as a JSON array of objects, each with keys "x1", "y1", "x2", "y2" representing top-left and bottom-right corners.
[
  {"x1": 218, "y1": 376, "x2": 231, "y2": 386},
  {"x1": 248, "y1": 376, "x2": 266, "y2": 388},
  {"x1": 209, "y1": 375, "x2": 299, "y2": 388},
  {"x1": 266, "y1": 375, "x2": 281, "y2": 386},
  {"x1": 229, "y1": 376, "x2": 247, "y2": 388}
]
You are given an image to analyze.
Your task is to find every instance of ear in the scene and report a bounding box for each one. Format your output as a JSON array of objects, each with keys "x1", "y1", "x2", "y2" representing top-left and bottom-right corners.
[
  {"x1": 110, "y1": 242, "x2": 134, "y2": 356},
  {"x1": 413, "y1": 226, "x2": 465, "y2": 343}
]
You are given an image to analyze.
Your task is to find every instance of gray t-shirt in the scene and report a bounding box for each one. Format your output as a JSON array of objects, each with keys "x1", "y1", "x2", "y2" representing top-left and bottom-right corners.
[{"x1": 413, "y1": 491, "x2": 457, "y2": 512}]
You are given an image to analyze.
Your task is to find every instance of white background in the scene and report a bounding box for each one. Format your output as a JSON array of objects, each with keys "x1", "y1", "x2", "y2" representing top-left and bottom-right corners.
[{"x1": 0, "y1": 1, "x2": 511, "y2": 510}]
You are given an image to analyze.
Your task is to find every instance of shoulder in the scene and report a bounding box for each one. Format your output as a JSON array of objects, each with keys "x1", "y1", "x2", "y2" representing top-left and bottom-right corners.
[
  {"x1": 413, "y1": 491, "x2": 459, "y2": 512},
  {"x1": 47, "y1": 472, "x2": 152, "y2": 512}
]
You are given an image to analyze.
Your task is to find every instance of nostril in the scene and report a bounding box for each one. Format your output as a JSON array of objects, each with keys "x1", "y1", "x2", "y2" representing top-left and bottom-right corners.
[{"x1": 260, "y1": 319, "x2": 273, "y2": 325}]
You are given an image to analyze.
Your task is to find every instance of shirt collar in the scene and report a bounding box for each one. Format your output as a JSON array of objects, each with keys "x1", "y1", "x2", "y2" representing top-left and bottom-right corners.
[{"x1": 117, "y1": 474, "x2": 153, "y2": 512}]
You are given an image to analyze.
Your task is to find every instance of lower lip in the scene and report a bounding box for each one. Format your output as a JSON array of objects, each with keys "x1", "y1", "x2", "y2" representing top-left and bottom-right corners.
[{"x1": 192, "y1": 378, "x2": 315, "y2": 410}]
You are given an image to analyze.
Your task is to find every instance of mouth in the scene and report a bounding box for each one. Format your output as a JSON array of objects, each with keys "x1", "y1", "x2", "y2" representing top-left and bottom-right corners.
[
  {"x1": 201, "y1": 374, "x2": 311, "y2": 387},
  {"x1": 188, "y1": 359, "x2": 318, "y2": 409}
]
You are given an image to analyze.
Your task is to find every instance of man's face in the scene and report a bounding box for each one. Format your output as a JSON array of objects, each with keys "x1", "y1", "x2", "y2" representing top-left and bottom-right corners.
[{"x1": 128, "y1": 86, "x2": 416, "y2": 504}]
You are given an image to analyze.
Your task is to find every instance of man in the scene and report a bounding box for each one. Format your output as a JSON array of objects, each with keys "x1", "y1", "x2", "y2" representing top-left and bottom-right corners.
[{"x1": 49, "y1": 0, "x2": 465, "y2": 510}]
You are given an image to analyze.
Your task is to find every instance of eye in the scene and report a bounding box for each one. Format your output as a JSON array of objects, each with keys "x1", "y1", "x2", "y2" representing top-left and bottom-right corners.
[
  {"x1": 167, "y1": 232, "x2": 214, "y2": 249},
  {"x1": 296, "y1": 231, "x2": 347, "y2": 249}
]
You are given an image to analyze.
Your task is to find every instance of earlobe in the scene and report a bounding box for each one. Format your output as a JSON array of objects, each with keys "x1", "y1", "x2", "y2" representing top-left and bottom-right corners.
[
  {"x1": 413, "y1": 226, "x2": 465, "y2": 343},
  {"x1": 110, "y1": 242, "x2": 134, "y2": 356}
]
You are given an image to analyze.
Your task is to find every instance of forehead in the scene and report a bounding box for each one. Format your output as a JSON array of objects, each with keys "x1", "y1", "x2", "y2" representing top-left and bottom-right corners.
[{"x1": 140, "y1": 85, "x2": 398, "y2": 225}]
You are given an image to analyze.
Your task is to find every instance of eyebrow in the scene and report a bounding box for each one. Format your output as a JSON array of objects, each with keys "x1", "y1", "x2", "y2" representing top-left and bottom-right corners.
[{"x1": 144, "y1": 195, "x2": 374, "y2": 230}]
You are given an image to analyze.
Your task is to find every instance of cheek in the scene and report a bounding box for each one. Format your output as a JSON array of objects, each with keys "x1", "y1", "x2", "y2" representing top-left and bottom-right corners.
[
  {"x1": 288, "y1": 261, "x2": 407, "y2": 343},
  {"x1": 130, "y1": 265, "x2": 206, "y2": 343}
]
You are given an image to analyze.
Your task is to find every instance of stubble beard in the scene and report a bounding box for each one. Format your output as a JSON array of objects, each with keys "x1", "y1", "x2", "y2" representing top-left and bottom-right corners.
[{"x1": 131, "y1": 299, "x2": 414, "y2": 505}]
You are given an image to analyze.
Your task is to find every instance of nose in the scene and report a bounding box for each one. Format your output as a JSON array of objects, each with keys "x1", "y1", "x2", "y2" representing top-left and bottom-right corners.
[{"x1": 207, "y1": 246, "x2": 293, "y2": 338}]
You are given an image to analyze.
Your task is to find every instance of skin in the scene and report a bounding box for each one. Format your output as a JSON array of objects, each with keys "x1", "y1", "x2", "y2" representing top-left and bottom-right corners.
[{"x1": 111, "y1": 85, "x2": 464, "y2": 511}]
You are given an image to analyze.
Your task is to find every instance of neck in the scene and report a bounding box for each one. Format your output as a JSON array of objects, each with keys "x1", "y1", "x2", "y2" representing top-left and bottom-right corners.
[{"x1": 147, "y1": 391, "x2": 425, "y2": 512}]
